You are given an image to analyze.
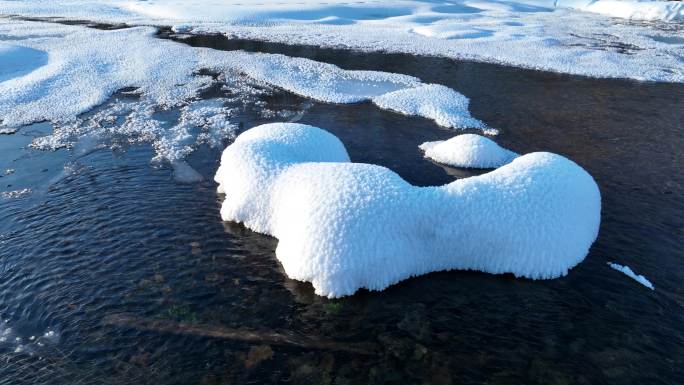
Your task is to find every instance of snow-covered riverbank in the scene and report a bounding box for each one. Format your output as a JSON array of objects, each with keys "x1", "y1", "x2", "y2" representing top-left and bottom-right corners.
[{"x1": 1, "y1": 0, "x2": 683, "y2": 83}]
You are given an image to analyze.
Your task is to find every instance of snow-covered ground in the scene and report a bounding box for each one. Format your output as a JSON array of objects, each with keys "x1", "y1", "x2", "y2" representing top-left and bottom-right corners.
[
  {"x1": 0, "y1": 0, "x2": 683, "y2": 83},
  {"x1": 214, "y1": 123, "x2": 601, "y2": 297}
]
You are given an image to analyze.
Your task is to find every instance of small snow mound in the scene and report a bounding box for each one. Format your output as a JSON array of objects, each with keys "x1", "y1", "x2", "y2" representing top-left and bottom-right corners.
[
  {"x1": 372, "y1": 84, "x2": 486, "y2": 130},
  {"x1": 607, "y1": 262, "x2": 654, "y2": 290},
  {"x1": 215, "y1": 123, "x2": 601, "y2": 298},
  {"x1": 420, "y1": 134, "x2": 518, "y2": 168}
]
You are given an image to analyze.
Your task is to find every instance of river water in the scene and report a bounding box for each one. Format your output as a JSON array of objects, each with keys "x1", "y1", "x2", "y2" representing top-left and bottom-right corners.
[{"x1": 0, "y1": 25, "x2": 683, "y2": 385}]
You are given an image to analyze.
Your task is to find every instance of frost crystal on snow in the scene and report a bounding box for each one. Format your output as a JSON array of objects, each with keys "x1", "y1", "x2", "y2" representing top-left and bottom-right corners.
[{"x1": 215, "y1": 123, "x2": 602, "y2": 298}]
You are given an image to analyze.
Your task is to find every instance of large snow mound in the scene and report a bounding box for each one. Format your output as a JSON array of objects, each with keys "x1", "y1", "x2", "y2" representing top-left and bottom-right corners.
[
  {"x1": 420, "y1": 134, "x2": 518, "y2": 168},
  {"x1": 215, "y1": 123, "x2": 602, "y2": 298}
]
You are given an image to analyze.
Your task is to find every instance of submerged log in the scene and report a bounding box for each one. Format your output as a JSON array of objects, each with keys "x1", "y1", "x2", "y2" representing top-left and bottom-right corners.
[{"x1": 103, "y1": 313, "x2": 377, "y2": 355}]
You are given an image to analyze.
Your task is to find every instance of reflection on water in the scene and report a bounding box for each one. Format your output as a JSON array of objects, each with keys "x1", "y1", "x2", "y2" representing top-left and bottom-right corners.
[{"x1": 1, "y1": 34, "x2": 683, "y2": 385}]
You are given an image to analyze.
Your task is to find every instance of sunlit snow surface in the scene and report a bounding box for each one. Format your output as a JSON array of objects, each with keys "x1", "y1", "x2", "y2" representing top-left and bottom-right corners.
[
  {"x1": 0, "y1": 0, "x2": 682, "y2": 82},
  {"x1": 215, "y1": 123, "x2": 601, "y2": 298},
  {"x1": 0, "y1": 19, "x2": 486, "y2": 173},
  {"x1": 420, "y1": 134, "x2": 518, "y2": 168}
]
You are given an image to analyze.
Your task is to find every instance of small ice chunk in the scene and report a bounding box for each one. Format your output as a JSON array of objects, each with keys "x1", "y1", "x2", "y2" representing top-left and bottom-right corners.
[
  {"x1": 420, "y1": 134, "x2": 518, "y2": 169},
  {"x1": 172, "y1": 160, "x2": 204, "y2": 183},
  {"x1": 607, "y1": 262, "x2": 654, "y2": 290}
]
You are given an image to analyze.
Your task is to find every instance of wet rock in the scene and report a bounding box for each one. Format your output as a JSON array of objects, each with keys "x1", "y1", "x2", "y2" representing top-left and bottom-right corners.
[
  {"x1": 153, "y1": 273, "x2": 165, "y2": 284},
  {"x1": 378, "y1": 333, "x2": 414, "y2": 361},
  {"x1": 244, "y1": 345, "x2": 273, "y2": 369},
  {"x1": 413, "y1": 344, "x2": 428, "y2": 361},
  {"x1": 528, "y1": 358, "x2": 571, "y2": 385},
  {"x1": 397, "y1": 304, "x2": 431, "y2": 343}
]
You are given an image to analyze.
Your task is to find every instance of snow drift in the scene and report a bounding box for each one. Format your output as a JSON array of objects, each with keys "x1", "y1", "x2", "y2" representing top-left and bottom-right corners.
[
  {"x1": 215, "y1": 123, "x2": 601, "y2": 297},
  {"x1": 420, "y1": 134, "x2": 518, "y2": 168},
  {"x1": 0, "y1": 43, "x2": 48, "y2": 82}
]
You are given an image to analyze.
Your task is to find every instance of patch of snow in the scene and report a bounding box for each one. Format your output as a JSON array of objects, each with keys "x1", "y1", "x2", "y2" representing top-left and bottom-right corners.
[
  {"x1": 539, "y1": 0, "x2": 684, "y2": 22},
  {"x1": 215, "y1": 123, "x2": 601, "y2": 298},
  {"x1": 172, "y1": 160, "x2": 204, "y2": 183},
  {"x1": 607, "y1": 262, "x2": 655, "y2": 290},
  {"x1": 373, "y1": 84, "x2": 486, "y2": 130},
  {"x1": 1, "y1": 20, "x2": 489, "y2": 178},
  {"x1": 420, "y1": 134, "x2": 518, "y2": 168}
]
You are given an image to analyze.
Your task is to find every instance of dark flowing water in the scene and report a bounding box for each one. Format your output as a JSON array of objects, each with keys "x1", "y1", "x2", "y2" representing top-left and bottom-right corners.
[{"x1": 1, "y1": 27, "x2": 683, "y2": 385}]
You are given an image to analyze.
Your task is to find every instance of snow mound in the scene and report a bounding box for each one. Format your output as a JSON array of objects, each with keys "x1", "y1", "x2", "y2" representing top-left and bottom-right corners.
[
  {"x1": 608, "y1": 262, "x2": 654, "y2": 290},
  {"x1": 215, "y1": 123, "x2": 601, "y2": 298},
  {"x1": 0, "y1": 43, "x2": 48, "y2": 82},
  {"x1": 420, "y1": 134, "x2": 518, "y2": 168},
  {"x1": 373, "y1": 84, "x2": 486, "y2": 129}
]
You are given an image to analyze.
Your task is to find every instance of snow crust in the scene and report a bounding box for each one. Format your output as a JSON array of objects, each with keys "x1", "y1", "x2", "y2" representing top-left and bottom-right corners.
[
  {"x1": 608, "y1": 262, "x2": 655, "y2": 290},
  {"x1": 215, "y1": 123, "x2": 602, "y2": 297},
  {"x1": 420, "y1": 134, "x2": 518, "y2": 168}
]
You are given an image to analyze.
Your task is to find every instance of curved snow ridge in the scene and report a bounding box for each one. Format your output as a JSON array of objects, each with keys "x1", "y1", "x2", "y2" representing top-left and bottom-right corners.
[
  {"x1": 420, "y1": 134, "x2": 518, "y2": 168},
  {"x1": 215, "y1": 123, "x2": 602, "y2": 298}
]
